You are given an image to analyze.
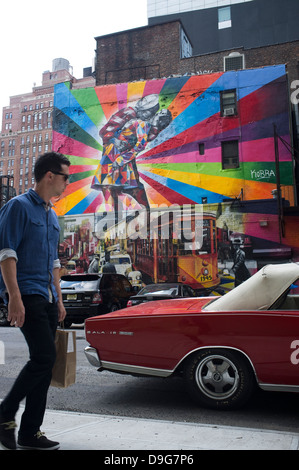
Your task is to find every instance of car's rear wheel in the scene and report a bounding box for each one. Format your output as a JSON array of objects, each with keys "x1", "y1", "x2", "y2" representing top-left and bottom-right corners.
[
  {"x1": 184, "y1": 349, "x2": 255, "y2": 410},
  {"x1": 110, "y1": 303, "x2": 120, "y2": 312},
  {"x1": 63, "y1": 318, "x2": 73, "y2": 329},
  {"x1": 0, "y1": 304, "x2": 9, "y2": 326}
]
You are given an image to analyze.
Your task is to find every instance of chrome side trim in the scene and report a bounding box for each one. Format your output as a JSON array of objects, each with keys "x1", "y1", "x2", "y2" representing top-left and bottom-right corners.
[
  {"x1": 86, "y1": 345, "x2": 299, "y2": 394},
  {"x1": 101, "y1": 360, "x2": 172, "y2": 377},
  {"x1": 259, "y1": 383, "x2": 299, "y2": 393},
  {"x1": 96, "y1": 345, "x2": 258, "y2": 379}
]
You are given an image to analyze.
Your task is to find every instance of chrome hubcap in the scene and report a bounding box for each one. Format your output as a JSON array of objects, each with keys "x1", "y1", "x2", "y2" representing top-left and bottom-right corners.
[{"x1": 195, "y1": 354, "x2": 240, "y2": 399}]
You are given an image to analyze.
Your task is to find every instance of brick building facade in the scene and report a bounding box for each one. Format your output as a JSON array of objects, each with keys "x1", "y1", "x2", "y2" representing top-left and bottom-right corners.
[
  {"x1": 95, "y1": 20, "x2": 299, "y2": 86},
  {"x1": 0, "y1": 64, "x2": 95, "y2": 200},
  {"x1": 95, "y1": 22, "x2": 188, "y2": 85}
]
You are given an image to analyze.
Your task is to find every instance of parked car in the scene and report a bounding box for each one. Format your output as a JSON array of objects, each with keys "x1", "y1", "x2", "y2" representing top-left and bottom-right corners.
[
  {"x1": 127, "y1": 283, "x2": 196, "y2": 307},
  {"x1": 85, "y1": 263, "x2": 299, "y2": 410},
  {"x1": 0, "y1": 300, "x2": 9, "y2": 326},
  {"x1": 60, "y1": 273, "x2": 135, "y2": 328}
]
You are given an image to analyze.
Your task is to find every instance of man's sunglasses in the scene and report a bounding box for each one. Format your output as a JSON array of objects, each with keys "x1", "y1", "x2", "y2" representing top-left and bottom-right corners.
[{"x1": 50, "y1": 170, "x2": 69, "y2": 181}]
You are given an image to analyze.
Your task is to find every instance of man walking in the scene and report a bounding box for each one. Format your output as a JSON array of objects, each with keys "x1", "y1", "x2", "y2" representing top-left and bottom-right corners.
[{"x1": 0, "y1": 152, "x2": 70, "y2": 450}]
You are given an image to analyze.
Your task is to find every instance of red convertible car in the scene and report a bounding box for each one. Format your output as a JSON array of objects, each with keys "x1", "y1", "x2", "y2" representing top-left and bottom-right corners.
[{"x1": 85, "y1": 263, "x2": 299, "y2": 409}]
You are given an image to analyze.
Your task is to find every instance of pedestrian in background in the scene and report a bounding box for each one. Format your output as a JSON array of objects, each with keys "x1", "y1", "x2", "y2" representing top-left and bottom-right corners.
[{"x1": 0, "y1": 152, "x2": 70, "y2": 450}]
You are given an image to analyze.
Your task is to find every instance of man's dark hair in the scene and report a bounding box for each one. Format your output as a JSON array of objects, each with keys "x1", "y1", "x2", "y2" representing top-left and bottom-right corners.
[{"x1": 34, "y1": 152, "x2": 70, "y2": 183}]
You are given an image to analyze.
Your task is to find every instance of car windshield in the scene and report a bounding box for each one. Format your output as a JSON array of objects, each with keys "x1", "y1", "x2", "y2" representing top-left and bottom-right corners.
[
  {"x1": 139, "y1": 284, "x2": 179, "y2": 296},
  {"x1": 60, "y1": 275, "x2": 100, "y2": 291}
]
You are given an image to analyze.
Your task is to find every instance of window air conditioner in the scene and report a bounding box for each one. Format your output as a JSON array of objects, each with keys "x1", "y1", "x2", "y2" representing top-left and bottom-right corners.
[{"x1": 223, "y1": 107, "x2": 235, "y2": 116}]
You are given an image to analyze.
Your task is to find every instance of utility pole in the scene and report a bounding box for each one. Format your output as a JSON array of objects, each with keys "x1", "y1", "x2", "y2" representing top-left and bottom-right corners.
[{"x1": 273, "y1": 124, "x2": 285, "y2": 242}]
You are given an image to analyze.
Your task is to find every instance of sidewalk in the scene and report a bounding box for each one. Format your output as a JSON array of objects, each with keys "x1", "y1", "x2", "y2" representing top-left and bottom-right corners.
[{"x1": 3, "y1": 406, "x2": 299, "y2": 450}]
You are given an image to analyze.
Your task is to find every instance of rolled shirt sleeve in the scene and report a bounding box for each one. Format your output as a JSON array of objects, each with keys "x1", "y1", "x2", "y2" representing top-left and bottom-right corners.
[
  {"x1": 53, "y1": 259, "x2": 61, "y2": 269},
  {"x1": 0, "y1": 248, "x2": 18, "y2": 263}
]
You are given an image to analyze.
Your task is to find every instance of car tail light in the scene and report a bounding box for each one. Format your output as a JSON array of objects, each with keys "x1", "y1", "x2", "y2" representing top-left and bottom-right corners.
[
  {"x1": 127, "y1": 300, "x2": 132, "y2": 307},
  {"x1": 92, "y1": 293, "x2": 102, "y2": 304}
]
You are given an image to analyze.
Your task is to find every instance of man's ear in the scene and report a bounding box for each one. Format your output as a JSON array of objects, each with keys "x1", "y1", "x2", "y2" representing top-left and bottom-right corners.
[{"x1": 46, "y1": 171, "x2": 54, "y2": 181}]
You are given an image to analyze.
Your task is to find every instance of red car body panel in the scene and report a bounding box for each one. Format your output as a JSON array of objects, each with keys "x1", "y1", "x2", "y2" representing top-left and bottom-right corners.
[{"x1": 85, "y1": 297, "x2": 299, "y2": 388}]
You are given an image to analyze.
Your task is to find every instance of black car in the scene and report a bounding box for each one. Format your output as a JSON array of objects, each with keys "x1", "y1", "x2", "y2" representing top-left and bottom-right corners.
[
  {"x1": 0, "y1": 300, "x2": 9, "y2": 326},
  {"x1": 127, "y1": 282, "x2": 196, "y2": 307},
  {"x1": 60, "y1": 273, "x2": 135, "y2": 327}
]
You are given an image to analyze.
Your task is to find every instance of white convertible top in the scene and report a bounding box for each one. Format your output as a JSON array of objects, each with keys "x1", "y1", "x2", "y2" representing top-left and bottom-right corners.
[{"x1": 204, "y1": 263, "x2": 299, "y2": 311}]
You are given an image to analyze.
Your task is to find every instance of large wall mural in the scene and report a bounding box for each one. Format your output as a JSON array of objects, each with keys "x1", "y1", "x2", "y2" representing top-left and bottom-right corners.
[
  {"x1": 53, "y1": 65, "x2": 298, "y2": 293},
  {"x1": 52, "y1": 64, "x2": 294, "y2": 216}
]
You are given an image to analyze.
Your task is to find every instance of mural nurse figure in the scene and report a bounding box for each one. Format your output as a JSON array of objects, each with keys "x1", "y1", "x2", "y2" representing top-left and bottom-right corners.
[{"x1": 91, "y1": 94, "x2": 172, "y2": 210}]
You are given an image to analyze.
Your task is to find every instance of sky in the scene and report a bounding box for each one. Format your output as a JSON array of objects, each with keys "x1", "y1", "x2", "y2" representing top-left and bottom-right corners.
[{"x1": 0, "y1": 0, "x2": 148, "y2": 127}]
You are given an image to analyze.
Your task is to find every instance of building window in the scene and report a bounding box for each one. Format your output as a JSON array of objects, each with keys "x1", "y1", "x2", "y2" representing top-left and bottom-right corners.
[
  {"x1": 218, "y1": 6, "x2": 231, "y2": 29},
  {"x1": 198, "y1": 143, "x2": 205, "y2": 155},
  {"x1": 220, "y1": 89, "x2": 237, "y2": 116},
  {"x1": 221, "y1": 140, "x2": 239, "y2": 170}
]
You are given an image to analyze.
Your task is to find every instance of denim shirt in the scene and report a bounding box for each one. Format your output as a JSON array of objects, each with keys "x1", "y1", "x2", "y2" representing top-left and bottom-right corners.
[{"x1": 0, "y1": 189, "x2": 60, "y2": 302}]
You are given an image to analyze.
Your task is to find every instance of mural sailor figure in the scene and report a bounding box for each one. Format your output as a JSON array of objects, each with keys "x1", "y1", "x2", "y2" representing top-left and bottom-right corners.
[{"x1": 91, "y1": 94, "x2": 172, "y2": 210}]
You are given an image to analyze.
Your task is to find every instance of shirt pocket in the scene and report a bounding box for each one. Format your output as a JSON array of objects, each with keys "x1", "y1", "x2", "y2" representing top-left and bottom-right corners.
[{"x1": 31, "y1": 218, "x2": 45, "y2": 232}]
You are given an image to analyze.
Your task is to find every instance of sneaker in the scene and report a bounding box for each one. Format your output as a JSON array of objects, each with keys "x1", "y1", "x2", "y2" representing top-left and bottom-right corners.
[
  {"x1": 0, "y1": 410, "x2": 17, "y2": 450},
  {"x1": 18, "y1": 431, "x2": 60, "y2": 450}
]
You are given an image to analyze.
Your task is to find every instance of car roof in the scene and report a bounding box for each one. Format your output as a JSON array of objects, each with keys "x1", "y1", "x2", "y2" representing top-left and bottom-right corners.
[{"x1": 204, "y1": 263, "x2": 299, "y2": 311}]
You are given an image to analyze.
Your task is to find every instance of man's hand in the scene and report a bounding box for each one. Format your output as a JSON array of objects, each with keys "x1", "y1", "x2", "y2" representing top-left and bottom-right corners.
[
  {"x1": 57, "y1": 299, "x2": 66, "y2": 323},
  {"x1": 8, "y1": 294, "x2": 25, "y2": 327},
  {"x1": 0, "y1": 257, "x2": 24, "y2": 327}
]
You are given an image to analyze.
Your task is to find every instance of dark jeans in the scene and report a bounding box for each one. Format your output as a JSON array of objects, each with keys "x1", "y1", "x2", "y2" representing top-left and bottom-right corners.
[{"x1": 0, "y1": 295, "x2": 58, "y2": 437}]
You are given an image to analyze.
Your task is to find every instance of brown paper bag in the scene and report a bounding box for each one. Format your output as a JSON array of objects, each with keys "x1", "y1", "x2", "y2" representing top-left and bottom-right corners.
[{"x1": 51, "y1": 329, "x2": 76, "y2": 388}]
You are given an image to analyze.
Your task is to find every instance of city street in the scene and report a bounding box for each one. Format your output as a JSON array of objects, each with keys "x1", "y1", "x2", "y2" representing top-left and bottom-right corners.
[{"x1": 1, "y1": 325, "x2": 299, "y2": 437}]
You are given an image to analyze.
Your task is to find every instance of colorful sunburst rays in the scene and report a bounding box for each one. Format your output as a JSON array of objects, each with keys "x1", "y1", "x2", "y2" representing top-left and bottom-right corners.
[{"x1": 52, "y1": 65, "x2": 292, "y2": 216}]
